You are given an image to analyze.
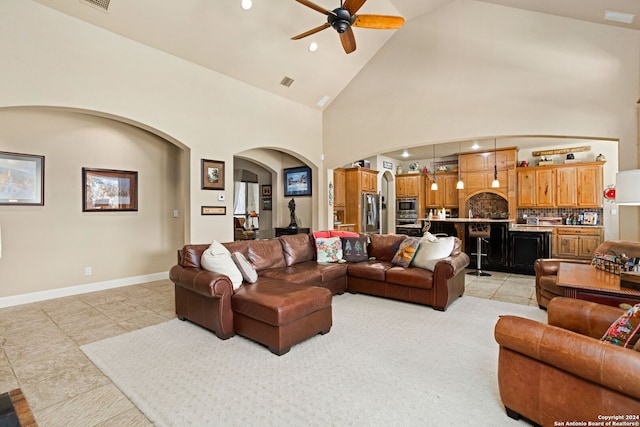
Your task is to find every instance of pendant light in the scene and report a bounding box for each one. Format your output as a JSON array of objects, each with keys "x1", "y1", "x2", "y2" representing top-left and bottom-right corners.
[
  {"x1": 430, "y1": 144, "x2": 438, "y2": 190},
  {"x1": 456, "y1": 141, "x2": 464, "y2": 190},
  {"x1": 491, "y1": 138, "x2": 500, "y2": 188}
]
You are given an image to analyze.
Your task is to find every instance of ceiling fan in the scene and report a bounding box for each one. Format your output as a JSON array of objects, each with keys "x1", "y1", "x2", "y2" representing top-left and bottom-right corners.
[{"x1": 291, "y1": 0, "x2": 405, "y2": 54}]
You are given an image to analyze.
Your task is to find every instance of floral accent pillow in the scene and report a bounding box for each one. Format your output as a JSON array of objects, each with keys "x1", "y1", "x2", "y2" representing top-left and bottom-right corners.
[
  {"x1": 601, "y1": 303, "x2": 640, "y2": 349},
  {"x1": 315, "y1": 236, "x2": 343, "y2": 263},
  {"x1": 341, "y1": 237, "x2": 368, "y2": 262},
  {"x1": 391, "y1": 237, "x2": 420, "y2": 267}
]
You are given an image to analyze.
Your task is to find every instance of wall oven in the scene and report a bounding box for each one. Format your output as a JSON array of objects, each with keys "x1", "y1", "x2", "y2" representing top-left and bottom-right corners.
[{"x1": 396, "y1": 197, "x2": 418, "y2": 227}]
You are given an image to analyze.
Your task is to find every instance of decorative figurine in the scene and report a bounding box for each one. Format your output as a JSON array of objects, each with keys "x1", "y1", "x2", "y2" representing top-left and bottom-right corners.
[{"x1": 288, "y1": 198, "x2": 298, "y2": 229}]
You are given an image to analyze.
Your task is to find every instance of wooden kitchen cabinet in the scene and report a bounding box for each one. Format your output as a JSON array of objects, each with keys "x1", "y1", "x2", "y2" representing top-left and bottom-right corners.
[
  {"x1": 552, "y1": 227, "x2": 604, "y2": 259},
  {"x1": 344, "y1": 168, "x2": 379, "y2": 233},
  {"x1": 396, "y1": 174, "x2": 421, "y2": 198},
  {"x1": 556, "y1": 166, "x2": 577, "y2": 207},
  {"x1": 576, "y1": 164, "x2": 603, "y2": 207},
  {"x1": 425, "y1": 172, "x2": 459, "y2": 208},
  {"x1": 333, "y1": 168, "x2": 345, "y2": 208},
  {"x1": 516, "y1": 162, "x2": 603, "y2": 208},
  {"x1": 517, "y1": 168, "x2": 554, "y2": 207}
]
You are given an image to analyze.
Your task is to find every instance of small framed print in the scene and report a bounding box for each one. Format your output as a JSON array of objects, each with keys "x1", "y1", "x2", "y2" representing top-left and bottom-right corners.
[
  {"x1": 0, "y1": 151, "x2": 45, "y2": 206},
  {"x1": 201, "y1": 206, "x2": 226, "y2": 215},
  {"x1": 262, "y1": 197, "x2": 272, "y2": 211},
  {"x1": 201, "y1": 159, "x2": 225, "y2": 190},
  {"x1": 83, "y1": 168, "x2": 138, "y2": 212},
  {"x1": 261, "y1": 185, "x2": 272, "y2": 196}
]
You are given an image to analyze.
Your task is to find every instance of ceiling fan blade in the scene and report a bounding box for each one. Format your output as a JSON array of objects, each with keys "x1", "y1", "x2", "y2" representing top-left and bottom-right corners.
[
  {"x1": 291, "y1": 23, "x2": 330, "y2": 40},
  {"x1": 343, "y1": 0, "x2": 368, "y2": 15},
  {"x1": 353, "y1": 14, "x2": 405, "y2": 29},
  {"x1": 295, "y1": 0, "x2": 334, "y2": 16},
  {"x1": 340, "y1": 26, "x2": 356, "y2": 54}
]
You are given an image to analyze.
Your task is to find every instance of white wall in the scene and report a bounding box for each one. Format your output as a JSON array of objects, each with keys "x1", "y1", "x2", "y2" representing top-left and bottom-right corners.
[
  {"x1": 0, "y1": 109, "x2": 184, "y2": 299},
  {"x1": 0, "y1": 0, "x2": 323, "y2": 300},
  {"x1": 0, "y1": 0, "x2": 324, "y2": 245}
]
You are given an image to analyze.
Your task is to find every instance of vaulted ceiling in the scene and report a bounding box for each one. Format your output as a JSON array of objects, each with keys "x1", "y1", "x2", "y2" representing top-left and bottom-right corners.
[{"x1": 33, "y1": 0, "x2": 639, "y2": 113}]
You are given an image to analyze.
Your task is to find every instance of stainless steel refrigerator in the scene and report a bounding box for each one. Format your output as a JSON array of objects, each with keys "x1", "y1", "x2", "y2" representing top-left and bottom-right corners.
[{"x1": 360, "y1": 193, "x2": 381, "y2": 234}]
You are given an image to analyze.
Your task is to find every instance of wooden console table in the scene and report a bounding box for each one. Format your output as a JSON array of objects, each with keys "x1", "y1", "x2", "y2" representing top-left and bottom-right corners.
[
  {"x1": 275, "y1": 227, "x2": 310, "y2": 237},
  {"x1": 556, "y1": 262, "x2": 640, "y2": 307}
]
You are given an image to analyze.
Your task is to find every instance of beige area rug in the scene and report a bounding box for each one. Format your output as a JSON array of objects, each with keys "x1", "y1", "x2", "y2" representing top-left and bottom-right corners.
[{"x1": 81, "y1": 294, "x2": 547, "y2": 426}]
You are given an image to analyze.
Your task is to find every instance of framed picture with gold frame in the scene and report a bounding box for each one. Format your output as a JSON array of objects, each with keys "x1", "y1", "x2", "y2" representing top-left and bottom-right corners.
[{"x1": 201, "y1": 159, "x2": 225, "y2": 190}]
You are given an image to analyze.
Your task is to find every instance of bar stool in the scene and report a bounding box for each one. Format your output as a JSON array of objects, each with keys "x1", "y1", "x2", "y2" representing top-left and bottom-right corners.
[{"x1": 467, "y1": 222, "x2": 491, "y2": 277}]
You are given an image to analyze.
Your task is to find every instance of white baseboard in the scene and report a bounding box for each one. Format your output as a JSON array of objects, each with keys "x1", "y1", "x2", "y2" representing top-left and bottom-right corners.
[{"x1": 0, "y1": 272, "x2": 170, "y2": 308}]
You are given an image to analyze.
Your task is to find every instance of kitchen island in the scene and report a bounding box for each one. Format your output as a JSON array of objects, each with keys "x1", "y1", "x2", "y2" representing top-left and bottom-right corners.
[{"x1": 418, "y1": 218, "x2": 551, "y2": 274}]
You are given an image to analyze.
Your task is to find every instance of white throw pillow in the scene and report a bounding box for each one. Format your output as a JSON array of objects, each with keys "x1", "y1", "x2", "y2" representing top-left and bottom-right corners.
[
  {"x1": 231, "y1": 252, "x2": 258, "y2": 284},
  {"x1": 201, "y1": 240, "x2": 243, "y2": 289},
  {"x1": 411, "y1": 236, "x2": 456, "y2": 271}
]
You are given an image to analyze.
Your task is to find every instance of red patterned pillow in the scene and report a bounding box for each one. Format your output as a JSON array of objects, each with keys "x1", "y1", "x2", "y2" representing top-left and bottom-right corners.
[
  {"x1": 601, "y1": 303, "x2": 640, "y2": 349},
  {"x1": 330, "y1": 230, "x2": 359, "y2": 238}
]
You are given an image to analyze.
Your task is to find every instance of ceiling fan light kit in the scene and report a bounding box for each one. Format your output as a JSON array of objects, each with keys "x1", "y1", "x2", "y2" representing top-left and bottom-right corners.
[{"x1": 292, "y1": 0, "x2": 405, "y2": 54}]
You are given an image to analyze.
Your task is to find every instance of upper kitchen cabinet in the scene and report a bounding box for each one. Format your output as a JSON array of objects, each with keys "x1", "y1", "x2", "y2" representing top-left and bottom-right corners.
[
  {"x1": 576, "y1": 164, "x2": 603, "y2": 207},
  {"x1": 396, "y1": 174, "x2": 422, "y2": 198},
  {"x1": 459, "y1": 150, "x2": 516, "y2": 172},
  {"x1": 516, "y1": 162, "x2": 603, "y2": 208},
  {"x1": 517, "y1": 168, "x2": 554, "y2": 207},
  {"x1": 425, "y1": 172, "x2": 458, "y2": 208}
]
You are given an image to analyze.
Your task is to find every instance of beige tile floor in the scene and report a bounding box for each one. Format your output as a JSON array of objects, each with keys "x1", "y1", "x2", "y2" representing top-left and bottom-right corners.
[{"x1": 0, "y1": 272, "x2": 537, "y2": 426}]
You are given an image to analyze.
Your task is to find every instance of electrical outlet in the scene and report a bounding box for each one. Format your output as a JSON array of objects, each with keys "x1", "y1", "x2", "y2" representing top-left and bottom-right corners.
[
  {"x1": 85, "y1": 266, "x2": 92, "y2": 276},
  {"x1": 218, "y1": 194, "x2": 225, "y2": 201}
]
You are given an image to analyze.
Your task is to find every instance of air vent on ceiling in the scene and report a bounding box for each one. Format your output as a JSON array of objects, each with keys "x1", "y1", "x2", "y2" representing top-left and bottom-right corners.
[
  {"x1": 280, "y1": 76, "x2": 294, "y2": 88},
  {"x1": 80, "y1": 0, "x2": 110, "y2": 12}
]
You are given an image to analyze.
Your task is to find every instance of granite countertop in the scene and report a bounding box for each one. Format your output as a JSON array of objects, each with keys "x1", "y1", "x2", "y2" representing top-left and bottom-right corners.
[{"x1": 418, "y1": 218, "x2": 514, "y2": 223}]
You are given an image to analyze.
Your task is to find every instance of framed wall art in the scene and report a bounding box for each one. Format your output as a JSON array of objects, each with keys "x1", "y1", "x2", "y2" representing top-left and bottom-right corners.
[
  {"x1": 261, "y1": 184, "x2": 271, "y2": 196},
  {"x1": 0, "y1": 151, "x2": 45, "y2": 206},
  {"x1": 283, "y1": 166, "x2": 312, "y2": 197},
  {"x1": 262, "y1": 197, "x2": 272, "y2": 211},
  {"x1": 201, "y1": 206, "x2": 226, "y2": 215},
  {"x1": 82, "y1": 168, "x2": 138, "y2": 212},
  {"x1": 201, "y1": 159, "x2": 225, "y2": 190}
]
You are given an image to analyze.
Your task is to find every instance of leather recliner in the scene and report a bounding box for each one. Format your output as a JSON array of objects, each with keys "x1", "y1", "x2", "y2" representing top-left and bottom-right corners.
[
  {"x1": 494, "y1": 297, "x2": 640, "y2": 425},
  {"x1": 534, "y1": 240, "x2": 640, "y2": 309}
]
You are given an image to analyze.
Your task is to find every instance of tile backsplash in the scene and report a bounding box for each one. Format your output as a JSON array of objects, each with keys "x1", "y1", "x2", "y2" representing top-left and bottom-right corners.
[{"x1": 516, "y1": 208, "x2": 604, "y2": 225}]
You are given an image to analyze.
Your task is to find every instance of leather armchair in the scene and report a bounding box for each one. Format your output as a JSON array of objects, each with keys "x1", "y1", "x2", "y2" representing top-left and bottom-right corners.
[
  {"x1": 495, "y1": 297, "x2": 640, "y2": 425},
  {"x1": 535, "y1": 240, "x2": 640, "y2": 309},
  {"x1": 234, "y1": 217, "x2": 255, "y2": 241}
]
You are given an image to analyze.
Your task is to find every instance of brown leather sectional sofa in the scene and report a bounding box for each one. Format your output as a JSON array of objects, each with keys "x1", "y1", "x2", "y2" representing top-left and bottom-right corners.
[
  {"x1": 169, "y1": 233, "x2": 470, "y2": 353},
  {"x1": 535, "y1": 240, "x2": 640, "y2": 308}
]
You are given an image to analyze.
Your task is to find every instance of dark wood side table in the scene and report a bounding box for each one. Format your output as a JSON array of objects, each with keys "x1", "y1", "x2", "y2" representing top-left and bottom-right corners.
[
  {"x1": 275, "y1": 227, "x2": 310, "y2": 237},
  {"x1": 556, "y1": 262, "x2": 640, "y2": 307}
]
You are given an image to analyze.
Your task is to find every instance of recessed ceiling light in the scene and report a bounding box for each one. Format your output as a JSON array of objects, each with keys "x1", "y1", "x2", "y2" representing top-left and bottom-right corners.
[
  {"x1": 316, "y1": 95, "x2": 330, "y2": 107},
  {"x1": 402, "y1": 151, "x2": 409, "y2": 158},
  {"x1": 308, "y1": 42, "x2": 318, "y2": 52},
  {"x1": 241, "y1": 0, "x2": 252, "y2": 11},
  {"x1": 604, "y1": 10, "x2": 635, "y2": 24}
]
